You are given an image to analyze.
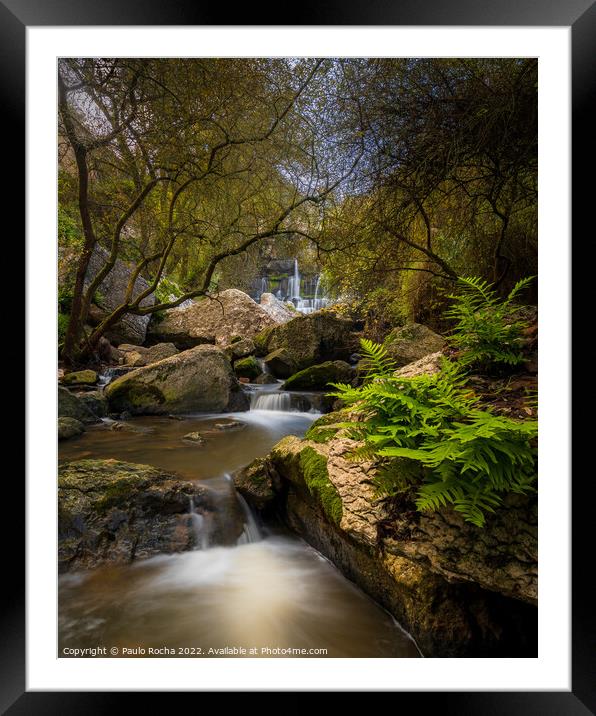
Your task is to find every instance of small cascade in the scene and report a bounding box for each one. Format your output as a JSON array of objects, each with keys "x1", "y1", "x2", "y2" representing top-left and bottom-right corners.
[
  {"x1": 236, "y1": 492, "x2": 262, "y2": 544},
  {"x1": 255, "y1": 357, "x2": 270, "y2": 375},
  {"x1": 188, "y1": 497, "x2": 209, "y2": 550},
  {"x1": 97, "y1": 367, "x2": 115, "y2": 387},
  {"x1": 251, "y1": 391, "x2": 292, "y2": 412}
]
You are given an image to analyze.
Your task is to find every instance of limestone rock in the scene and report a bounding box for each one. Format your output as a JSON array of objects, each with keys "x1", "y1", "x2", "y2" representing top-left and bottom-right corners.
[
  {"x1": 58, "y1": 459, "x2": 244, "y2": 572},
  {"x1": 282, "y1": 360, "x2": 354, "y2": 391},
  {"x1": 105, "y1": 344, "x2": 249, "y2": 415},
  {"x1": 384, "y1": 323, "x2": 445, "y2": 367},
  {"x1": 61, "y1": 369, "x2": 98, "y2": 387},
  {"x1": 147, "y1": 289, "x2": 277, "y2": 349},
  {"x1": 118, "y1": 342, "x2": 179, "y2": 367},
  {"x1": 256, "y1": 310, "x2": 355, "y2": 378},
  {"x1": 58, "y1": 386, "x2": 99, "y2": 424},
  {"x1": 395, "y1": 351, "x2": 444, "y2": 378},
  {"x1": 259, "y1": 292, "x2": 296, "y2": 323},
  {"x1": 58, "y1": 417, "x2": 85, "y2": 441},
  {"x1": 84, "y1": 245, "x2": 155, "y2": 345}
]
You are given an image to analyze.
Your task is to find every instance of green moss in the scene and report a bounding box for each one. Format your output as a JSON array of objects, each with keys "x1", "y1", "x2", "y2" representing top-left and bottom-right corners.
[
  {"x1": 282, "y1": 361, "x2": 353, "y2": 391},
  {"x1": 304, "y1": 411, "x2": 345, "y2": 444},
  {"x1": 234, "y1": 356, "x2": 260, "y2": 380},
  {"x1": 106, "y1": 380, "x2": 166, "y2": 412},
  {"x1": 95, "y1": 478, "x2": 139, "y2": 512},
  {"x1": 62, "y1": 369, "x2": 98, "y2": 386},
  {"x1": 299, "y1": 447, "x2": 343, "y2": 525},
  {"x1": 254, "y1": 327, "x2": 273, "y2": 354}
]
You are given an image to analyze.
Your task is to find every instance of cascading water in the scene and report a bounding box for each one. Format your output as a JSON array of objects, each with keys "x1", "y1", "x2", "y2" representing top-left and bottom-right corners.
[
  {"x1": 255, "y1": 258, "x2": 331, "y2": 314},
  {"x1": 188, "y1": 497, "x2": 209, "y2": 550},
  {"x1": 235, "y1": 492, "x2": 262, "y2": 544},
  {"x1": 251, "y1": 391, "x2": 292, "y2": 412}
]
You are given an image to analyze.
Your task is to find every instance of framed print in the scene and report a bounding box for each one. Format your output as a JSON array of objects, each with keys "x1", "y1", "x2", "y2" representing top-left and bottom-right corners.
[{"x1": 10, "y1": 0, "x2": 589, "y2": 710}]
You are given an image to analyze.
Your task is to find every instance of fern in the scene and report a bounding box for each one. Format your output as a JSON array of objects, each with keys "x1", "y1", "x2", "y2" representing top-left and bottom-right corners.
[
  {"x1": 444, "y1": 275, "x2": 535, "y2": 371},
  {"x1": 358, "y1": 338, "x2": 397, "y2": 380},
  {"x1": 330, "y1": 338, "x2": 537, "y2": 527}
]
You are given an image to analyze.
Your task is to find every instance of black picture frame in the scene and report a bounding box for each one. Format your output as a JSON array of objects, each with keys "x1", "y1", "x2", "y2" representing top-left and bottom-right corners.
[{"x1": 11, "y1": 0, "x2": 588, "y2": 711}]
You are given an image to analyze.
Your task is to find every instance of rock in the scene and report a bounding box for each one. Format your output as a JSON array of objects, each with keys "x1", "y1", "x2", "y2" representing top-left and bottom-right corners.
[
  {"x1": 384, "y1": 323, "x2": 445, "y2": 367},
  {"x1": 147, "y1": 289, "x2": 278, "y2": 349},
  {"x1": 105, "y1": 344, "x2": 249, "y2": 415},
  {"x1": 182, "y1": 431, "x2": 204, "y2": 444},
  {"x1": 84, "y1": 245, "x2": 155, "y2": 345},
  {"x1": 282, "y1": 360, "x2": 354, "y2": 391},
  {"x1": 109, "y1": 421, "x2": 155, "y2": 434},
  {"x1": 214, "y1": 420, "x2": 245, "y2": 431},
  {"x1": 58, "y1": 459, "x2": 244, "y2": 572},
  {"x1": 118, "y1": 342, "x2": 179, "y2": 367},
  {"x1": 74, "y1": 391, "x2": 108, "y2": 418},
  {"x1": 58, "y1": 386, "x2": 99, "y2": 424},
  {"x1": 263, "y1": 348, "x2": 296, "y2": 378},
  {"x1": 259, "y1": 292, "x2": 296, "y2": 323},
  {"x1": 234, "y1": 356, "x2": 260, "y2": 381},
  {"x1": 226, "y1": 337, "x2": 256, "y2": 360},
  {"x1": 255, "y1": 310, "x2": 355, "y2": 378},
  {"x1": 395, "y1": 351, "x2": 444, "y2": 378},
  {"x1": 61, "y1": 369, "x2": 98, "y2": 387},
  {"x1": 233, "y1": 457, "x2": 282, "y2": 511},
  {"x1": 58, "y1": 417, "x2": 85, "y2": 440},
  {"x1": 254, "y1": 372, "x2": 278, "y2": 385},
  {"x1": 247, "y1": 434, "x2": 537, "y2": 657}
]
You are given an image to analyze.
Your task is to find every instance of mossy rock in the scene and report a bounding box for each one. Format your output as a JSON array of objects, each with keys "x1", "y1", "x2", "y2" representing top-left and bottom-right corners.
[
  {"x1": 234, "y1": 356, "x2": 260, "y2": 380},
  {"x1": 233, "y1": 457, "x2": 281, "y2": 510},
  {"x1": 58, "y1": 417, "x2": 85, "y2": 441},
  {"x1": 61, "y1": 369, "x2": 98, "y2": 386},
  {"x1": 299, "y1": 447, "x2": 343, "y2": 526},
  {"x1": 282, "y1": 360, "x2": 354, "y2": 391},
  {"x1": 58, "y1": 386, "x2": 98, "y2": 424},
  {"x1": 263, "y1": 348, "x2": 297, "y2": 378},
  {"x1": 304, "y1": 410, "x2": 347, "y2": 444},
  {"x1": 384, "y1": 323, "x2": 445, "y2": 368}
]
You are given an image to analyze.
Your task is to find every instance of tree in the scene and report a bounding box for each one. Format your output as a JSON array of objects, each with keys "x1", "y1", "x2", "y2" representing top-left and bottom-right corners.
[{"x1": 58, "y1": 58, "x2": 362, "y2": 364}]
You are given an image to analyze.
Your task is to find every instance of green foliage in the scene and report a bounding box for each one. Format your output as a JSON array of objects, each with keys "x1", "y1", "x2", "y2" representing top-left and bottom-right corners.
[
  {"x1": 359, "y1": 338, "x2": 397, "y2": 380},
  {"x1": 329, "y1": 339, "x2": 537, "y2": 527},
  {"x1": 444, "y1": 276, "x2": 534, "y2": 370},
  {"x1": 58, "y1": 312, "x2": 70, "y2": 344},
  {"x1": 153, "y1": 276, "x2": 186, "y2": 305}
]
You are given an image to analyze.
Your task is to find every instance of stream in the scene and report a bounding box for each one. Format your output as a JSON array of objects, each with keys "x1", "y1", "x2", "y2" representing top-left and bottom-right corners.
[{"x1": 59, "y1": 383, "x2": 420, "y2": 658}]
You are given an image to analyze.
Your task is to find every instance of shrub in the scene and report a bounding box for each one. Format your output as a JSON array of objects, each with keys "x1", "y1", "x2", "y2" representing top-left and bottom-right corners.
[
  {"x1": 327, "y1": 339, "x2": 537, "y2": 527},
  {"x1": 444, "y1": 276, "x2": 534, "y2": 371}
]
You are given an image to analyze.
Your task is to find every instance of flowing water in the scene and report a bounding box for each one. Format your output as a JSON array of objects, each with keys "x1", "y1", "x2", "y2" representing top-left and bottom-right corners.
[{"x1": 59, "y1": 387, "x2": 420, "y2": 658}]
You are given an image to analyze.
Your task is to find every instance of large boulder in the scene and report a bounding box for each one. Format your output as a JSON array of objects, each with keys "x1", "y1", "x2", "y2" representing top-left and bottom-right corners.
[
  {"x1": 84, "y1": 245, "x2": 155, "y2": 345},
  {"x1": 282, "y1": 360, "x2": 354, "y2": 391},
  {"x1": 118, "y1": 342, "x2": 179, "y2": 367},
  {"x1": 105, "y1": 344, "x2": 249, "y2": 415},
  {"x1": 259, "y1": 292, "x2": 296, "y2": 323},
  {"x1": 58, "y1": 417, "x2": 85, "y2": 441},
  {"x1": 256, "y1": 311, "x2": 355, "y2": 378},
  {"x1": 240, "y1": 432, "x2": 537, "y2": 657},
  {"x1": 147, "y1": 289, "x2": 278, "y2": 349},
  {"x1": 61, "y1": 369, "x2": 98, "y2": 387},
  {"x1": 58, "y1": 386, "x2": 99, "y2": 424},
  {"x1": 384, "y1": 323, "x2": 445, "y2": 367},
  {"x1": 58, "y1": 459, "x2": 245, "y2": 572}
]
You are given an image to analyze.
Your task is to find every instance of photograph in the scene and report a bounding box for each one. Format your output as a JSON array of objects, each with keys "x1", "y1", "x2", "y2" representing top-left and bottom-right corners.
[{"x1": 56, "y1": 56, "x2": 539, "y2": 660}]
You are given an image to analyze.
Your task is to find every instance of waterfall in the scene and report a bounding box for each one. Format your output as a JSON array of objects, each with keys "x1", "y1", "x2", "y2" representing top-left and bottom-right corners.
[
  {"x1": 314, "y1": 274, "x2": 321, "y2": 305},
  {"x1": 289, "y1": 258, "x2": 301, "y2": 301},
  {"x1": 188, "y1": 497, "x2": 209, "y2": 550},
  {"x1": 251, "y1": 392, "x2": 292, "y2": 411},
  {"x1": 97, "y1": 367, "x2": 115, "y2": 387},
  {"x1": 236, "y1": 492, "x2": 262, "y2": 544}
]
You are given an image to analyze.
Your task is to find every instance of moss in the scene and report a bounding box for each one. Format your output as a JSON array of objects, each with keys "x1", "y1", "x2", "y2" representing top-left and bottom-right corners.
[
  {"x1": 62, "y1": 369, "x2": 98, "y2": 386},
  {"x1": 106, "y1": 379, "x2": 166, "y2": 412},
  {"x1": 299, "y1": 447, "x2": 343, "y2": 525},
  {"x1": 282, "y1": 361, "x2": 353, "y2": 391},
  {"x1": 234, "y1": 356, "x2": 260, "y2": 380},
  {"x1": 95, "y1": 477, "x2": 140, "y2": 512},
  {"x1": 304, "y1": 411, "x2": 346, "y2": 444},
  {"x1": 254, "y1": 327, "x2": 273, "y2": 355}
]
